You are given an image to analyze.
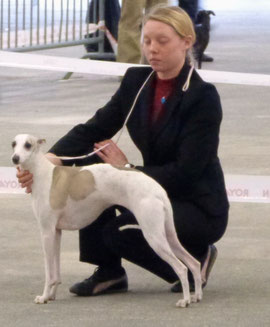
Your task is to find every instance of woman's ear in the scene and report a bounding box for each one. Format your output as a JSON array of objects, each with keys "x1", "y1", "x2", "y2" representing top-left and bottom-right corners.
[{"x1": 184, "y1": 35, "x2": 193, "y2": 50}]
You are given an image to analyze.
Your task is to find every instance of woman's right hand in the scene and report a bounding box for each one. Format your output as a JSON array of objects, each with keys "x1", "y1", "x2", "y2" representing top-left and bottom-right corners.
[{"x1": 16, "y1": 168, "x2": 33, "y2": 194}]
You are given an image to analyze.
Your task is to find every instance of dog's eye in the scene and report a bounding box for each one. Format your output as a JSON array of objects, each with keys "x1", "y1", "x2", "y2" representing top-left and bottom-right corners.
[
  {"x1": 24, "y1": 142, "x2": 32, "y2": 150},
  {"x1": 11, "y1": 141, "x2": 16, "y2": 148}
]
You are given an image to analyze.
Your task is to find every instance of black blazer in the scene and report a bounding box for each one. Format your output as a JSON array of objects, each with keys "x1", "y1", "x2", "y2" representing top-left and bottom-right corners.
[{"x1": 50, "y1": 63, "x2": 229, "y2": 217}]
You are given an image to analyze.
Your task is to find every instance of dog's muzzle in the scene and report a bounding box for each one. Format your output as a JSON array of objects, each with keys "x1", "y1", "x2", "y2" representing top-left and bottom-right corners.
[{"x1": 12, "y1": 154, "x2": 20, "y2": 165}]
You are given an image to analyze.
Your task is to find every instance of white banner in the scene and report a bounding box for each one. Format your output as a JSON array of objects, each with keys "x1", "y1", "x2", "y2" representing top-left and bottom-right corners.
[
  {"x1": 225, "y1": 174, "x2": 270, "y2": 203},
  {"x1": 0, "y1": 167, "x2": 24, "y2": 194},
  {"x1": 0, "y1": 167, "x2": 269, "y2": 202},
  {"x1": 1, "y1": 51, "x2": 270, "y2": 86}
]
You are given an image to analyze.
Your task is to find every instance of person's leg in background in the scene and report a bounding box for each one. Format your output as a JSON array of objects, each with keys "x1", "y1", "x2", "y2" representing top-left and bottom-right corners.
[
  {"x1": 104, "y1": 0, "x2": 121, "y2": 43},
  {"x1": 117, "y1": 0, "x2": 145, "y2": 64},
  {"x1": 146, "y1": 0, "x2": 168, "y2": 14},
  {"x1": 117, "y1": 0, "x2": 168, "y2": 64},
  {"x1": 178, "y1": 0, "x2": 198, "y2": 22},
  {"x1": 85, "y1": 0, "x2": 120, "y2": 54}
]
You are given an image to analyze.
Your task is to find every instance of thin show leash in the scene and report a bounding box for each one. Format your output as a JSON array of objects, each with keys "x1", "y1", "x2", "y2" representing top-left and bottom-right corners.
[
  {"x1": 48, "y1": 65, "x2": 194, "y2": 162},
  {"x1": 48, "y1": 71, "x2": 155, "y2": 162},
  {"x1": 46, "y1": 143, "x2": 110, "y2": 161}
]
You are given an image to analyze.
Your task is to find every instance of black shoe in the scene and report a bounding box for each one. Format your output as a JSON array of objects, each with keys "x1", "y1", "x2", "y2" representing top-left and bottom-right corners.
[
  {"x1": 69, "y1": 267, "x2": 128, "y2": 296},
  {"x1": 201, "y1": 244, "x2": 218, "y2": 285},
  {"x1": 170, "y1": 245, "x2": 218, "y2": 293}
]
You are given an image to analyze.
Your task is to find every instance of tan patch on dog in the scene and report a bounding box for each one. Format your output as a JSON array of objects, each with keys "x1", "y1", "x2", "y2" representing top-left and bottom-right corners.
[{"x1": 50, "y1": 166, "x2": 96, "y2": 210}]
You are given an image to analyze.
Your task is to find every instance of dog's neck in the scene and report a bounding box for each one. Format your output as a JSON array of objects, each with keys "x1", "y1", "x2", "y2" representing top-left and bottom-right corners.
[
  {"x1": 21, "y1": 151, "x2": 55, "y2": 196},
  {"x1": 20, "y1": 151, "x2": 54, "y2": 175}
]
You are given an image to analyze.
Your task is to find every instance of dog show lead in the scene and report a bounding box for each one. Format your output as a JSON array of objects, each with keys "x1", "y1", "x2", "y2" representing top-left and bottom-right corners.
[{"x1": 17, "y1": 6, "x2": 229, "y2": 300}]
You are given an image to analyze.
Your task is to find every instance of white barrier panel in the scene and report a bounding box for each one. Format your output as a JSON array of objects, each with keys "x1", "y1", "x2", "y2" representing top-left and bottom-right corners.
[
  {"x1": 0, "y1": 167, "x2": 24, "y2": 194},
  {"x1": 0, "y1": 50, "x2": 144, "y2": 78},
  {"x1": 226, "y1": 174, "x2": 270, "y2": 203},
  {"x1": 0, "y1": 167, "x2": 269, "y2": 202},
  {"x1": 1, "y1": 51, "x2": 270, "y2": 87}
]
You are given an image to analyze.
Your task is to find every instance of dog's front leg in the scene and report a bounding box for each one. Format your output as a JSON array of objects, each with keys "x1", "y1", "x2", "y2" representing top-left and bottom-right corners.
[
  {"x1": 48, "y1": 229, "x2": 62, "y2": 301},
  {"x1": 35, "y1": 227, "x2": 59, "y2": 304}
]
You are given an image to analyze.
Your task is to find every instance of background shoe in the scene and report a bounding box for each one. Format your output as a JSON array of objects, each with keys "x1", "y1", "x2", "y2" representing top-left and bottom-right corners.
[
  {"x1": 69, "y1": 267, "x2": 128, "y2": 296},
  {"x1": 171, "y1": 245, "x2": 218, "y2": 293}
]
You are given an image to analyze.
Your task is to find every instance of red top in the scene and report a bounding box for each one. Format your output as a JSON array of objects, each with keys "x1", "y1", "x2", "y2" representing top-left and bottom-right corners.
[{"x1": 149, "y1": 76, "x2": 177, "y2": 125}]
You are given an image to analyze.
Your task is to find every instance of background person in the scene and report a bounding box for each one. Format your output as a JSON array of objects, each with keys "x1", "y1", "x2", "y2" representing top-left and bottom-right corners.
[{"x1": 85, "y1": 0, "x2": 120, "y2": 55}]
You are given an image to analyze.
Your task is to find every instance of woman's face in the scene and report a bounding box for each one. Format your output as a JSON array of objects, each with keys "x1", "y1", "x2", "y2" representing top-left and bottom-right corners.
[{"x1": 142, "y1": 20, "x2": 192, "y2": 79}]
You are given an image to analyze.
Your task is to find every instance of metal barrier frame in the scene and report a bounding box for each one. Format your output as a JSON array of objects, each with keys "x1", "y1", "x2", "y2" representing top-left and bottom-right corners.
[{"x1": 0, "y1": 0, "x2": 113, "y2": 60}]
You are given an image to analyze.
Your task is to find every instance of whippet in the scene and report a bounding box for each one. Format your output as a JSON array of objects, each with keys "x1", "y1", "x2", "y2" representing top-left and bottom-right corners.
[{"x1": 11, "y1": 134, "x2": 202, "y2": 307}]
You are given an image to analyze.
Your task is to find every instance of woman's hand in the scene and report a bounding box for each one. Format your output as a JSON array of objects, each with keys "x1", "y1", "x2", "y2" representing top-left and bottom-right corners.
[
  {"x1": 16, "y1": 153, "x2": 62, "y2": 193},
  {"x1": 16, "y1": 168, "x2": 33, "y2": 194},
  {"x1": 94, "y1": 140, "x2": 129, "y2": 166}
]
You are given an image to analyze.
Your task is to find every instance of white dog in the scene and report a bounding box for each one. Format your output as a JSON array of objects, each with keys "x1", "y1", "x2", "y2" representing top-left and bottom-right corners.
[{"x1": 11, "y1": 134, "x2": 202, "y2": 308}]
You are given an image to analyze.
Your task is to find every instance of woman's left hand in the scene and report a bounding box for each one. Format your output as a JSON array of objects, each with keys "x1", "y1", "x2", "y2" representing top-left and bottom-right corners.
[{"x1": 94, "y1": 139, "x2": 129, "y2": 166}]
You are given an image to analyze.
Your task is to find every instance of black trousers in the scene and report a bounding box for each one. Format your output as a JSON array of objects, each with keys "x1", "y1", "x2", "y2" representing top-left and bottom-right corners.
[
  {"x1": 86, "y1": 0, "x2": 120, "y2": 53},
  {"x1": 79, "y1": 200, "x2": 228, "y2": 283},
  {"x1": 179, "y1": 0, "x2": 199, "y2": 22}
]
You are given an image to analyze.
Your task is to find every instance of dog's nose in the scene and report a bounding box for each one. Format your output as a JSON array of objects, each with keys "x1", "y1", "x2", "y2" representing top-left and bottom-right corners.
[{"x1": 12, "y1": 155, "x2": 20, "y2": 165}]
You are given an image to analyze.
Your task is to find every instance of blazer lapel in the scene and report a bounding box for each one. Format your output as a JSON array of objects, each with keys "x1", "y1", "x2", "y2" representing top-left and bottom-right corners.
[{"x1": 127, "y1": 71, "x2": 155, "y2": 157}]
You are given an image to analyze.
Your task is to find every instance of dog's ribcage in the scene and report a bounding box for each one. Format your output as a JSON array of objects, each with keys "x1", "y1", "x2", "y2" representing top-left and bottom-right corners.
[{"x1": 37, "y1": 164, "x2": 170, "y2": 231}]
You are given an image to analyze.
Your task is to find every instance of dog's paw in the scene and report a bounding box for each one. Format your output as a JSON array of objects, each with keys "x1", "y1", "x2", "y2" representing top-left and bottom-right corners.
[
  {"x1": 175, "y1": 298, "x2": 190, "y2": 308},
  {"x1": 34, "y1": 295, "x2": 48, "y2": 304},
  {"x1": 49, "y1": 294, "x2": 56, "y2": 301},
  {"x1": 191, "y1": 293, "x2": 202, "y2": 303}
]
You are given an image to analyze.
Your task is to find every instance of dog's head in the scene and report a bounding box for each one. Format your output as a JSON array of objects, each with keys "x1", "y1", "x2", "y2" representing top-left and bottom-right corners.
[
  {"x1": 11, "y1": 134, "x2": 46, "y2": 167},
  {"x1": 196, "y1": 10, "x2": 215, "y2": 25}
]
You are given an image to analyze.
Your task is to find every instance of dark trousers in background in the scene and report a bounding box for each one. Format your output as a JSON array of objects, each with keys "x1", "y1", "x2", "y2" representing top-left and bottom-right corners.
[
  {"x1": 178, "y1": 0, "x2": 199, "y2": 22},
  {"x1": 85, "y1": 0, "x2": 120, "y2": 53}
]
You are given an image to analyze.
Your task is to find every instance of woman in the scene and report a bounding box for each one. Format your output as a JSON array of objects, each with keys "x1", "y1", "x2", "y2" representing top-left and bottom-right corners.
[{"x1": 18, "y1": 6, "x2": 229, "y2": 296}]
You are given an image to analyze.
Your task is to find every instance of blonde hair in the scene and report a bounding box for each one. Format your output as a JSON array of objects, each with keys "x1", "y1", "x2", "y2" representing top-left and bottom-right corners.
[
  {"x1": 143, "y1": 6, "x2": 196, "y2": 43},
  {"x1": 143, "y1": 6, "x2": 196, "y2": 63}
]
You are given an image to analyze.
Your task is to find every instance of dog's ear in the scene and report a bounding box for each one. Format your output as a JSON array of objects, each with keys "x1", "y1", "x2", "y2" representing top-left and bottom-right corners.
[{"x1": 38, "y1": 138, "x2": 46, "y2": 145}]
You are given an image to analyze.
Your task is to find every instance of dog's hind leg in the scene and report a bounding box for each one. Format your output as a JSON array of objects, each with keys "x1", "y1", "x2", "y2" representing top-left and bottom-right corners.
[
  {"x1": 133, "y1": 199, "x2": 191, "y2": 308},
  {"x1": 144, "y1": 230, "x2": 191, "y2": 307},
  {"x1": 164, "y1": 205, "x2": 203, "y2": 303},
  {"x1": 35, "y1": 226, "x2": 60, "y2": 304}
]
